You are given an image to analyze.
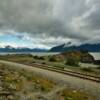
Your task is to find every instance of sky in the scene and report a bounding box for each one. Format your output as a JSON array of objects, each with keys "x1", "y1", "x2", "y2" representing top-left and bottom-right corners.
[{"x1": 0, "y1": 0, "x2": 100, "y2": 49}]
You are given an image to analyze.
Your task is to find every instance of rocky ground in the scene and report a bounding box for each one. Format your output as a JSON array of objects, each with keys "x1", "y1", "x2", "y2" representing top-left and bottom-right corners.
[
  {"x1": 0, "y1": 61, "x2": 96, "y2": 100},
  {"x1": 0, "y1": 63, "x2": 55, "y2": 100}
]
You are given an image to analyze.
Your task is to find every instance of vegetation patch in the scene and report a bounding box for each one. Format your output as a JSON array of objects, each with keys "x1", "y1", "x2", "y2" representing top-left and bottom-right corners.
[
  {"x1": 49, "y1": 56, "x2": 58, "y2": 62},
  {"x1": 97, "y1": 66, "x2": 100, "y2": 69},
  {"x1": 65, "y1": 57, "x2": 80, "y2": 67},
  {"x1": 0, "y1": 54, "x2": 100, "y2": 77},
  {"x1": 60, "y1": 88, "x2": 95, "y2": 100},
  {"x1": 0, "y1": 63, "x2": 55, "y2": 100},
  {"x1": 80, "y1": 67, "x2": 94, "y2": 72}
]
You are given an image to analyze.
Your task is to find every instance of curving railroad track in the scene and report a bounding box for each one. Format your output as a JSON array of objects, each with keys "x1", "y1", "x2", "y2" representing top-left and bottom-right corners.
[
  {"x1": 0, "y1": 59, "x2": 100, "y2": 83},
  {"x1": 28, "y1": 63, "x2": 100, "y2": 83}
]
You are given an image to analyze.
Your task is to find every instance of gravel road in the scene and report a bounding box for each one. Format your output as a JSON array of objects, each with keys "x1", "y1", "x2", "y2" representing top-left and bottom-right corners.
[{"x1": 0, "y1": 60, "x2": 100, "y2": 100}]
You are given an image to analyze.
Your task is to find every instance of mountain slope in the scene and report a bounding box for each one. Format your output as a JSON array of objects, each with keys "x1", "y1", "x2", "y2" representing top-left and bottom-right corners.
[
  {"x1": 50, "y1": 44, "x2": 65, "y2": 52},
  {"x1": 50, "y1": 44, "x2": 100, "y2": 52}
]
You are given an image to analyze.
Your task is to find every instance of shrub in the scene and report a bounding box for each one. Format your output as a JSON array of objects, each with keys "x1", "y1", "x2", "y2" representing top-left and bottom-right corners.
[
  {"x1": 49, "y1": 56, "x2": 57, "y2": 62},
  {"x1": 28, "y1": 54, "x2": 33, "y2": 57},
  {"x1": 38, "y1": 56, "x2": 45, "y2": 60},
  {"x1": 33, "y1": 61, "x2": 36, "y2": 63},
  {"x1": 81, "y1": 67, "x2": 93, "y2": 72},
  {"x1": 33, "y1": 55, "x2": 39, "y2": 59},
  {"x1": 97, "y1": 66, "x2": 100, "y2": 69},
  {"x1": 65, "y1": 57, "x2": 79, "y2": 67},
  {"x1": 33, "y1": 56, "x2": 45, "y2": 60},
  {"x1": 42, "y1": 62, "x2": 46, "y2": 64}
]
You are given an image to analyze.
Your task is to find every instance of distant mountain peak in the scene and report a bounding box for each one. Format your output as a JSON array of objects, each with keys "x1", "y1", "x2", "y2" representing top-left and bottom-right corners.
[
  {"x1": 0, "y1": 45, "x2": 48, "y2": 52},
  {"x1": 5, "y1": 45, "x2": 14, "y2": 49},
  {"x1": 64, "y1": 42, "x2": 72, "y2": 47},
  {"x1": 50, "y1": 44, "x2": 65, "y2": 52}
]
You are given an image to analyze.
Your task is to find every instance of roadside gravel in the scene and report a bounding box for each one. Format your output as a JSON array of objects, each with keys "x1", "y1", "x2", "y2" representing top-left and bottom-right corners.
[{"x1": 0, "y1": 60, "x2": 100, "y2": 100}]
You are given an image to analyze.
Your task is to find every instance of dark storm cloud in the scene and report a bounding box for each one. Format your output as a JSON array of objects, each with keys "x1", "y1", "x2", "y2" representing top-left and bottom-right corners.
[{"x1": 0, "y1": 0, "x2": 100, "y2": 47}]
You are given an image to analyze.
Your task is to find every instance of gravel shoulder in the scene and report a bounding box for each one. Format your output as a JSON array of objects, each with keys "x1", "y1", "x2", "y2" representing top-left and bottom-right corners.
[{"x1": 0, "y1": 60, "x2": 100, "y2": 100}]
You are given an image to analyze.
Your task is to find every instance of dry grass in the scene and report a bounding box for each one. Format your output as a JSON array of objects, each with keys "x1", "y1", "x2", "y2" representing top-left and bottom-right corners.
[
  {"x1": 0, "y1": 63, "x2": 55, "y2": 99},
  {"x1": 60, "y1": 88, "x2": 95, "y2": 100}
]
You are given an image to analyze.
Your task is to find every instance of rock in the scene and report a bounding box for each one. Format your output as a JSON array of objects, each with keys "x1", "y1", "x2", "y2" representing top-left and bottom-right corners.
[
  {"x1": 81, "y1": 54, "x2": 94, "y2": 63},
  {"x1": 51, "y1": 50, "x2": 95, "y2": 63},
  {"x1": 7, "y1": 95, "x2": 14, "y2": 100}
]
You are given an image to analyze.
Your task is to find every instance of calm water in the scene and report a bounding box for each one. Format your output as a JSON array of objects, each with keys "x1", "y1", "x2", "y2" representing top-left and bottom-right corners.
[
  {"x1": 0, "y1": 52, "x2": 60, "y2": 56},
  {"x1": 0, "y1": 52, "x2": 100, "y2": 60},
  {"x1": 90, "y1": 52, "x2": 100, "y2": 60}
]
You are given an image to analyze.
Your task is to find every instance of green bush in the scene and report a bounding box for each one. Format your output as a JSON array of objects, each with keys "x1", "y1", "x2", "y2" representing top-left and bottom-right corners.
[
  {"x1": 97, "y1": 66, "x2": 100, "y2": 69},
  {"x1": 49, "y1": 56, "x2": 57, "y2": 62},
  {"x1": 33, "y1": 61, "x2": 36, "y2": 63},
  {"x1": 33, "y1": 56, "x2": 45, "y2": 60},
  {"x1": 39, "y1": 56, "x2": 45, "y2": 60},
  {"x1": 42, "y1": 62, "x2": 46, "y2": 64},
  {"x1": 65, "y1": 57, "x2": 79, "y2": 67},
  {"x1": 33, "y1": 55, "x2": 39, "y2": 59},
  {"x1": 81, "y1": 67, "x2": 93, "y2": 72}
]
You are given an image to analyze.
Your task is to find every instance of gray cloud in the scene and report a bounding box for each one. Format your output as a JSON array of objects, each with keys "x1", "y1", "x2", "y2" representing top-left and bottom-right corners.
[{"x1": 0, "y1": 0, "x2": 100, "y2": 47}]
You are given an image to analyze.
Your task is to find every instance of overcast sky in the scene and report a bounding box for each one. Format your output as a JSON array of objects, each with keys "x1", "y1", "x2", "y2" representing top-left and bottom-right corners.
[{"x1": 0, "y1": 0, "x2": 100, "y2": 49}]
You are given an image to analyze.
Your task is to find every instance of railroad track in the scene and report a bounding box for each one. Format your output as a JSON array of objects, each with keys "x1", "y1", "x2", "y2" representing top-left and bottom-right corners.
[
  {"x1": 27, "y1": 63, "x2": 100, "y2": 83},
  {"x1": 1, "y1": 59, "x2": 100, "y2": 83}
]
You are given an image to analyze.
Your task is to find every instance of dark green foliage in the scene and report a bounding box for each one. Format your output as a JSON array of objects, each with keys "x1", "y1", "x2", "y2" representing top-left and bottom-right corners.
[
  {"x1": 49, "y1": 56, "x2": 57, "y2": 62},
  {"x1": 33, "y1": 61, "x2": 36, "y2": 63},
  {"x1": 80, "y1": 50, "x2": 88, "y2": 54},
  {"x1": 42, "y1": 62, "x2": 46, "y2": 64},
  {"x1": 39, "y1": 56, "x2": 45, "y2": 60},
  {"x1": 33, "y1": 55, "x2": 39, "y2": 59},
  {"x1": 97, "y1": 66, "x2": 100, "y2": 69},
  {"x1": 81, "y1": 67, "x2": 93, "y2": 72},
  {"x1": 65, "y1": 57, "x2": 80, "y2": 67},
  {"x1": 33, "y1": 56, "x2": 45, "y2": 60}
]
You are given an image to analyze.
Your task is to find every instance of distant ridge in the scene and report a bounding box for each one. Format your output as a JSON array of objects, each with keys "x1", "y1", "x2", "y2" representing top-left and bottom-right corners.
[
  {"x1": 0, "y1": 45, "x2": 48, "y2": 52},
  {"x1": 50, "y1": 43, "x2": 100, "y2": 52},
  {"x1": 50, "y1": 44, "x2": 65, "y2": 52}
]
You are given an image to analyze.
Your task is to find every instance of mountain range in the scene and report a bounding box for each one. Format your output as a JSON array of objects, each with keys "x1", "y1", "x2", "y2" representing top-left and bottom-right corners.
[
  {"x1": 1, "y1": 43, "x2": 100, "y2": 53},
  {"x1": 50, "y1": 43, "x2": 100, "y2": 52},
  {"x1": 0, "y1": 46, "x2": 48, "y2": 52}
]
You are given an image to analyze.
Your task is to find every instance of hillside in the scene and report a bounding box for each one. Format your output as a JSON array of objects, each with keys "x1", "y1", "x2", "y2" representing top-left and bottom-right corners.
[
  {"x1": 50, "y1": 43, "x2": 100, "y2": 52},
  {"x1": 50, "y1": 50, "x2": 94, "y2": 63}
]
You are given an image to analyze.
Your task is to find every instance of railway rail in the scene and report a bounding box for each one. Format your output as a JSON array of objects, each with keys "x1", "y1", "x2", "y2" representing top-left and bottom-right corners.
[
  {"x1": 0, "y1": 59, "x2": 100, "y2": 83},
  {"x1": 27, "y1": 63, "x2": 100, "y2": 83}
]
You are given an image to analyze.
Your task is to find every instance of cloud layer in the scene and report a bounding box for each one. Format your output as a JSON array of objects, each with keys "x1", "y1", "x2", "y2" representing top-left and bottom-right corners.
[{"x1": 0, "y1": 0, "x2": 100, "y2": 48}]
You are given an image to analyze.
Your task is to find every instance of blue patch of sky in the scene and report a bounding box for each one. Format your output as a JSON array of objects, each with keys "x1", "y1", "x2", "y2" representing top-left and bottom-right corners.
[{"x1": 0, "y1": 34, "x2": 33, "y2": 47}]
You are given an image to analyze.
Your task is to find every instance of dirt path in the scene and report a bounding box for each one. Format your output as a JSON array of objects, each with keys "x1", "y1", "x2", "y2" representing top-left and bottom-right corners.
[{"x1": 0, "y1": 60, "x2": 100, "y2": 100}]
